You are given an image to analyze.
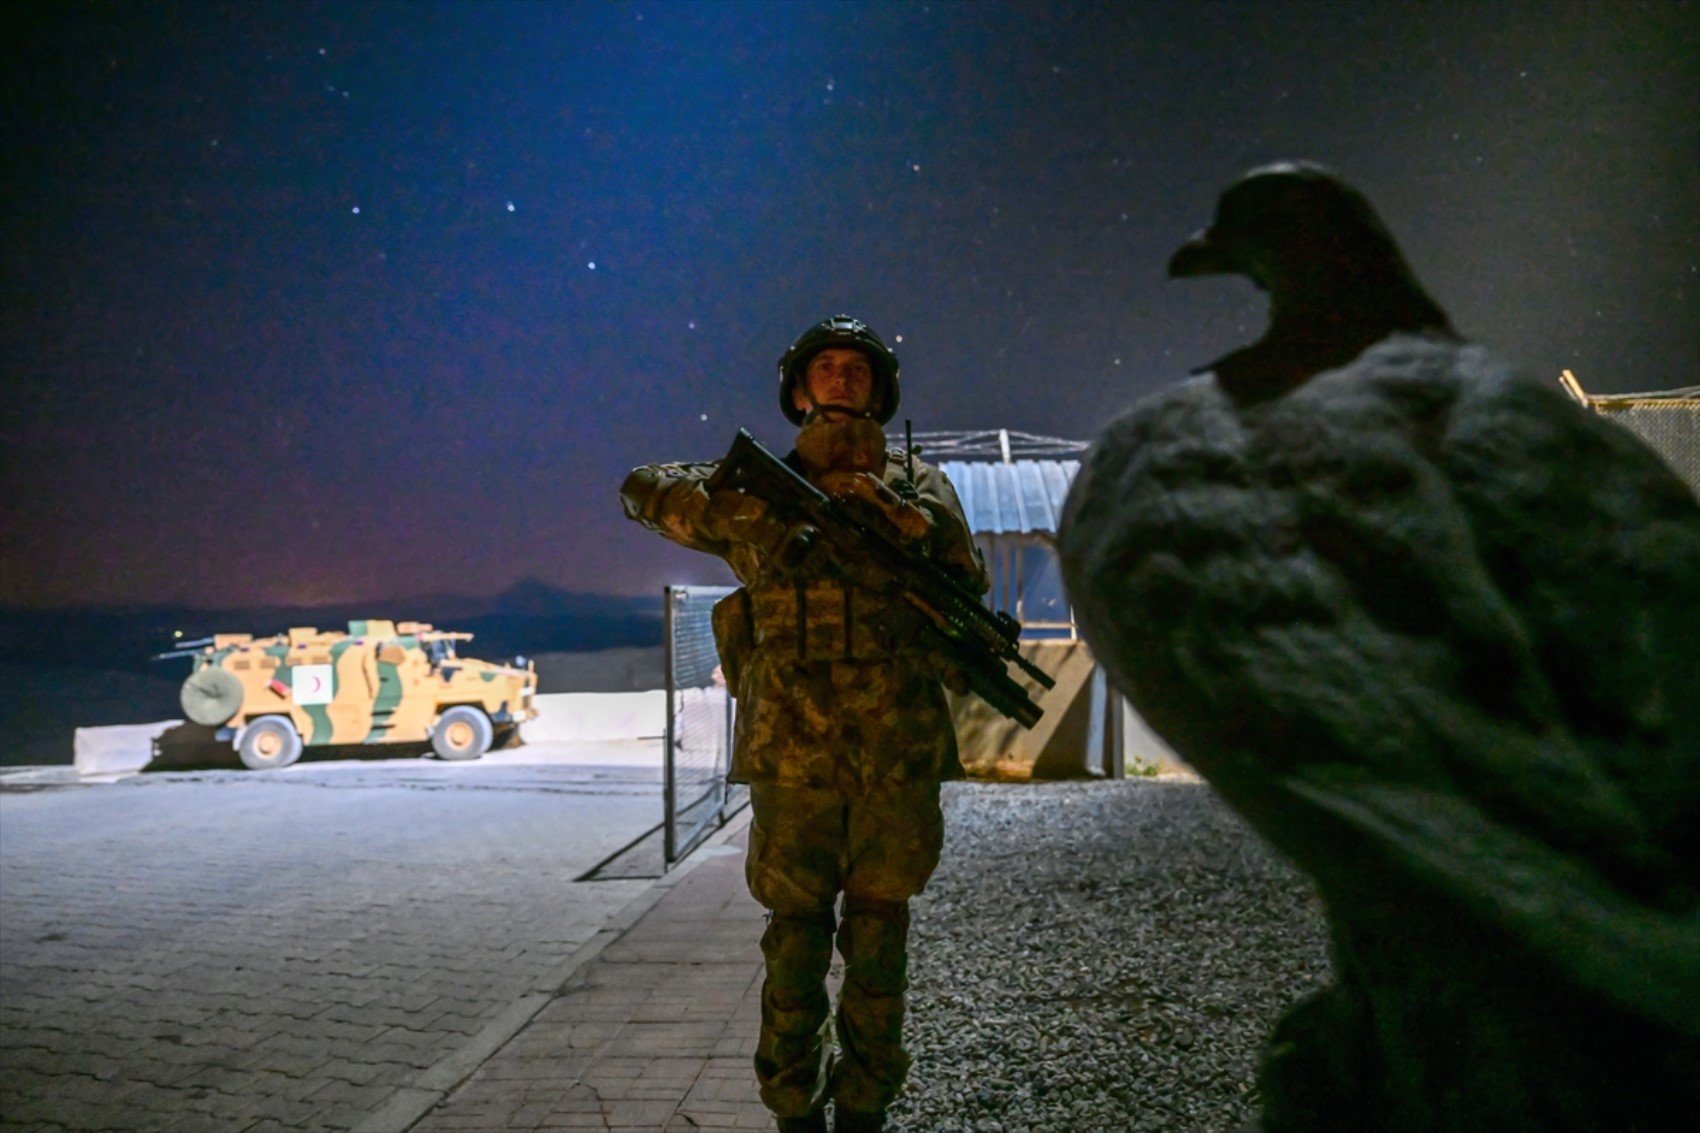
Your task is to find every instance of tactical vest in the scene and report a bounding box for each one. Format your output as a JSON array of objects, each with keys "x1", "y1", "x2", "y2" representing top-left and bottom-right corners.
[{"x1": 746, "y1": 577, "x2": 912, "y2": 664}]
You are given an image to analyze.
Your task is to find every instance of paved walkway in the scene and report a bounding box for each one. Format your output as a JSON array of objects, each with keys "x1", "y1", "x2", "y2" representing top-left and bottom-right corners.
[
  {"x1": 0, "y1": 759, "x2": 663, "y2": 1133},
  {"x1": 393, "y1": 818, "x2": 774, "y2": 1133},
  {"x1": 5, "y1": 771, "x2": 1326, "y2": 1132}
]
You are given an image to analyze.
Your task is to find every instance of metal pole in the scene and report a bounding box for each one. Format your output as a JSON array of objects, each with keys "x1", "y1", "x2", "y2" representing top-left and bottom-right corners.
[
  {"x1": 999, "y1": 538, "x2": 1007, "y2": 619},
  {"x1": 1015, "y1": 540, "x2": 1026, "y2": 625},
  {"x1": 719, "y1": 675, "x2": 734, "y2": 823},
  {"x1": 662, "y1": 586, "x2": 678, "y2": 867},
  {"x1": 1107, "y1": 689, "x2": 1126, "y2": 779},
  {"x1": 1084, "y1": 662, "x2": 1106, "y2": 776}
]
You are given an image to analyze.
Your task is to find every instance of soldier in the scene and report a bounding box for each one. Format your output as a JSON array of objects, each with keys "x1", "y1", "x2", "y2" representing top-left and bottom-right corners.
[{"x1": 620, "y1": 315, "x2": 987, "y2": 1133}]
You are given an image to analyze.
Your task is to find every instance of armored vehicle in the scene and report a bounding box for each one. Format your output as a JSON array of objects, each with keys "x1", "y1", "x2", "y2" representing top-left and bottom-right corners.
[{"x1": 170, "y1": 619, "x2": 537, "y2": 770}]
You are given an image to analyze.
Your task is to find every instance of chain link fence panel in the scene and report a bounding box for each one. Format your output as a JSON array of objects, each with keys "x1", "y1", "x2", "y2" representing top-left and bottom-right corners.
[
  {"x1": 664, "y1": 585, "x2": 746, "y2": 866},
  {"x1": 1561, "y1": 373, "x2": 1699, "y2": 499},
  {"x1": 1592, "y1": 397, "x2": 1700, "y2": 498}
]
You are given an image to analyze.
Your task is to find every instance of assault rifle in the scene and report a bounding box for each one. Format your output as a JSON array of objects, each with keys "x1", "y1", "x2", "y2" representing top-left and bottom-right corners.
[{"x1": 705, "y1": 429, "x2": 1055, "y2": 729}]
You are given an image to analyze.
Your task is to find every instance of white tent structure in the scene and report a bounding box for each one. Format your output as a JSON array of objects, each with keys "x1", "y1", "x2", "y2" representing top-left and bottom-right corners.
[{"x1": 916, "y1": 429, "x2": 1183, "y2": 779}]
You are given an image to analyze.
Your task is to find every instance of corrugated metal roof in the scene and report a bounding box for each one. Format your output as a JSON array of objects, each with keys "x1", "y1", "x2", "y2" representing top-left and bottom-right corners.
[{"x1": 939, "y1": 459, "x2": 1080, "y2": 537}]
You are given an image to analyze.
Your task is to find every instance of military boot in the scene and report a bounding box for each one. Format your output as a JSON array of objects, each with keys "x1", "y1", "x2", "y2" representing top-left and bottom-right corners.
[
  {"x1": 775, "y1": 1109, "x2": 826, "y2": 1133},
  {"x1": 835, "y1": 1108, "x2": 886, "y2": 1133}
]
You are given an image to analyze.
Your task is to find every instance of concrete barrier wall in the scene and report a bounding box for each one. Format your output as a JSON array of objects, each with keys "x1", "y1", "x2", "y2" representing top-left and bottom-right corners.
[
  {"x1": 74, "y1": 720, "x2": 183, "y2": 779},
  {"x1": 67, "y1": 694, "x2": 666, "y2": 778},
  {"x1": 521, "y1": 692, "x2": 665, "y2": 743},
  {"x1": 67, "y1": 690, "x2": 1176, "y2": 777}
]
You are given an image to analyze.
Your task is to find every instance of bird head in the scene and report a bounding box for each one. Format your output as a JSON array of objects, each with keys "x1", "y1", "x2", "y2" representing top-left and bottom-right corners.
[{"x1": 1170, "y1": 162, "x2": 1453, "y2": 334}]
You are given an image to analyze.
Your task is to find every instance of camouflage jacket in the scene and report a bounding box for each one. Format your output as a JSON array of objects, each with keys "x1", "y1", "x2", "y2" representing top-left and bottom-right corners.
[{"x1": 620, "y1": 445, "x2": 987, "y2": 789}]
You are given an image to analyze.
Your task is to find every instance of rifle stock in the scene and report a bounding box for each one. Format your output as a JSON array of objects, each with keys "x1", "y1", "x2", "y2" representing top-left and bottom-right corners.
[{"x1": 706, "y1": 429, "x2": 1053, "y2": 729}]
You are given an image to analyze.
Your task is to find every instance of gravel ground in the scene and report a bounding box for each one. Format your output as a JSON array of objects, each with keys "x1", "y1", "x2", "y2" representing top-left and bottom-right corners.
[{"x1": 893, "y1": 779, "x2": 1333, "y2": 1133}]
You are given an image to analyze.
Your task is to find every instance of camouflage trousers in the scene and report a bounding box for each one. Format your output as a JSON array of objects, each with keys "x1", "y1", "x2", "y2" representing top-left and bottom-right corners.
[{"x1": 745, "y1": 779, "x2": 945, "y2": 1118}]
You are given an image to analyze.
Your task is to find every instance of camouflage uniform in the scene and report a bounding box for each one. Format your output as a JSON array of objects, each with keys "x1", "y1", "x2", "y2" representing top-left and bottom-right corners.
[{"x1": 621, "y1": 442, "x2": 986, "y2": 1118}]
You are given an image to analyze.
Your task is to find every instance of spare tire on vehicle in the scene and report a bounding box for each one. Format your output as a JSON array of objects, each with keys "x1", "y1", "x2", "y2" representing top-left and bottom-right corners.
[{"x1": 180, "y1": 666, "x2": 245, "y2": 726}]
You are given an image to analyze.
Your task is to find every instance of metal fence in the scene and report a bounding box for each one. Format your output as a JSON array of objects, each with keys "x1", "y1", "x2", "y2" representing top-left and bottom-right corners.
[
  {"x1": 663, "y1": 585, "x2": 746, "y2": 866},
  {"x1": 1560, "y1": 372, "x2": 1700, "y2": 498},
  {"x1": 1591, "y1": 396, "x2": 1700, "y2": 497}
]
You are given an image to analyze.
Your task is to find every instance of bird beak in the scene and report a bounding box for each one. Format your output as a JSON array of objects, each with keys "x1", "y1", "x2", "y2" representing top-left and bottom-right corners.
[{"x1": 1167, "y1": 228, "x2": 1230, "y2": 278}]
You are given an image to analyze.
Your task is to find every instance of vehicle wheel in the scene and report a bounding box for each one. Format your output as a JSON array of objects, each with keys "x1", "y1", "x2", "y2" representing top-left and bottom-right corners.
[
  {"x1": 237, "y1": 716, "x2": 302, "y2": 771},
  {"x1": 432, "y1": 706, "x2": 492, "y2": 761}
]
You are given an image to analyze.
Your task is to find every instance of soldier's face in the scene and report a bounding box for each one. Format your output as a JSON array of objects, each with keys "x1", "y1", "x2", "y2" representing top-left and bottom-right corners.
[{"x1": 795, "y1": 348, "x2": 875, "y2": 417}]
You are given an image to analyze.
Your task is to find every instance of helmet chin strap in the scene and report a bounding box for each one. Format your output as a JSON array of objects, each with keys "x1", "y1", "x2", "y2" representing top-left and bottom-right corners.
[{"x1": 802, "y1": 404, "x2": 875, "y2": 424}]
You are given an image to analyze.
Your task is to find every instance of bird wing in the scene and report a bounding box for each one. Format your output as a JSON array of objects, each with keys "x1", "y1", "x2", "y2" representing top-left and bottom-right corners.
[
  {"x1": 1435, "y1": 358, "x2": 1700, "y2": 854},
  {"x1": 1059, "y1": 338, "x2": 1700, "y2": 1030}
]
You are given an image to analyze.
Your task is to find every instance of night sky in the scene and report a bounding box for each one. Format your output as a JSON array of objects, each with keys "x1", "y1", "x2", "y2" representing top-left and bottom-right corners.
[{"x1": 5, "y1": 0, "x2": 1696, "y2": 610}]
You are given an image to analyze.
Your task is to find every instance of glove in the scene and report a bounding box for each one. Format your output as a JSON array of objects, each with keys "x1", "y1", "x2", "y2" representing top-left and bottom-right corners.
[{"x1": 815, "y1": 470, "x2": 935, "y2": 543}]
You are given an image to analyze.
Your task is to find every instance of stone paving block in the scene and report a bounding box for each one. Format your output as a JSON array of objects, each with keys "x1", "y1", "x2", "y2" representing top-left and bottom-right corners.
[
  {"x1": 366, "y1": 1024, "x2": 452, "y2": 1052},
  {"x1": 697, "y1": 1058, "x2": 753, "y2": 1079},
  {"x1": 319, "y1": 1036, "x2": 396, "y2": 1065},
  {"x1": 637, "y1": 1055, "x2": 707, "y2": 1082},
  {"x1": 302, "y1": 1075, "x2": 405, "y2": 1112},
  {"x1": 590, "y1": 1055, "x2": 650, "y2": 1081},
  {"x1": 428, "y1": 1013, "x2": 490, "y2": 1038},
  {"x1": 234, "y1": 1046, "x2": 336, "y2": 1078},
  {"x1": 669, "y1": 1110, "x2": 755, "y2": 1132},
  {"x1": 684, "y1": 1070, "x2": 759, "y2": 1104},
  {"x1": 409, "y1": 1115, "x2": 493, "y2": 1132},
  {"x1": 600, "y1": 1025, "x2": 711, "y2": 1059},
  {"x1": 710, "y1": 1035, "x2": 758, "y2": 1058},
  {"x1": 11, "y1": 1097, "x2": 122, "y2": 1131},
  {"x1": 314, "y1": 1058, "x2": 394, "y2": 1088},
  {"x1": 173, "y1": 1088, "x2": 275, "y2": 1124},
  {"x1": 0, "y1": 1041, "x2": 84, "y2": 1075},
  {"x1": 567, "y1": 1022, "x2": 630, "y2": 1049},
  {"x1": 222, "y1": 1086, "x2": 319, "y2": 1126},
  {"x1": 0, "y1": 1088, "x2": 59, "y2": 1123},
  {"x1": 544, "y1": 1084, "x2": 609, "y2": 1114},
  {"x1": 237, "y1": 1118, "x2": 339, "y2": 1133},
  {"x1": 180, "y1": 1023, "x2": 278, "y2": 1052},
  {"x1": 119, "y1": 1057, "x2": 208, "y2": 1089},
  {"x1": 168, "y1": 1063, "x2": 255, "y2": 1093},
  {"x1": 508, "y1": 1101, "x2": 561, "y2": 1127},
  {"x1": 600, "y1": 1097, "x2": 681, "y2": 1127}
]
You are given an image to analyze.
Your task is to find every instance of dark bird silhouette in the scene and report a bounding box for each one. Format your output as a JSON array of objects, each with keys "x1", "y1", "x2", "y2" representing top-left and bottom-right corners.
[
  {"x1": 1169, "y1": 161, "x2": 1457, "y2": 405},
  {"x1": 1059, "y1": 162, "x2": 1700, "y2": 1131}
]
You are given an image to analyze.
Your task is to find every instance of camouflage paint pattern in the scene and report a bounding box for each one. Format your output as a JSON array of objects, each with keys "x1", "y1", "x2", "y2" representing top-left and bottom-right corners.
[
  {"x1": 623, "y1": 445, "x2": 984, "y2": 788},
  {"x1": 622, "y1": 439, "x2": 986, "y2": 1117},
  {"x1": 734, "y1": 652, "x2": 959, "y2": 789},
  {"x1": 746, "y1": 780, "x2": 943, "y2": 1115},
  {"x1": 178, "y1": 619, "x2": 536, "y2": 748},
  {"x1": 371, "y1": 646, "x2": 406, "y2": 738},
  {"x1": 621, "y1": 448, "x2": 986, "y2": 598}
]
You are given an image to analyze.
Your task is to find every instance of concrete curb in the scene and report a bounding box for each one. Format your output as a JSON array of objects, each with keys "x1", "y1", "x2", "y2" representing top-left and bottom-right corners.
[{"x1": 350, "y1": 803, "x2": 753, "y2": 1133}]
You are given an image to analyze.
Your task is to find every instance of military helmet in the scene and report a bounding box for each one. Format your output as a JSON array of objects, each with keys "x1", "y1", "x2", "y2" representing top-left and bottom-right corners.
[{"x1": 777, "y1": 314, "x2": 901, "y2": 425}]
